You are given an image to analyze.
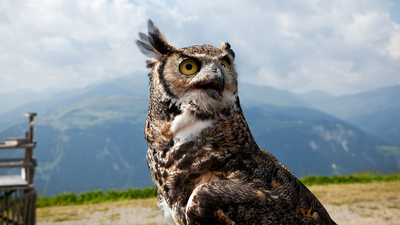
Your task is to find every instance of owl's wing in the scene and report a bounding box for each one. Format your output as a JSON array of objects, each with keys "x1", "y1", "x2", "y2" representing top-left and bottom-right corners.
[
  {"x1": 186, "y1": 180, "x2": 336, "y2": 225},
  {"x1": 260, "y1": 148, "x2": 294, "y2": 174}
]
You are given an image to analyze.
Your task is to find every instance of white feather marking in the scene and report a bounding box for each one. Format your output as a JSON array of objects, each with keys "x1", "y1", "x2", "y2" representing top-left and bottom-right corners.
[
  {"x1": 159, "y1": 195, "x2": 178, "y2": 225},
  {"x1": 170, "y1": 104, "x2": 212, "y2": 142}
]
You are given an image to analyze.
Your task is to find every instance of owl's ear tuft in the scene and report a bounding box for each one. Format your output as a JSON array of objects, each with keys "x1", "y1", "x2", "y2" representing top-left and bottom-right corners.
[
  {"x1": 136, "y1": 20, "x2": 177, "y2": 59},
  {"x1": 221, "y1": 42, "x2": 235, "y2": 59}
]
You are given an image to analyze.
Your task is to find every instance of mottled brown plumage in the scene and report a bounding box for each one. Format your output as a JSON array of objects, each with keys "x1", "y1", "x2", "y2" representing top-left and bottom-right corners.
[{"x1": 136, "y1": 20, "x2": 336, "y2": 225}]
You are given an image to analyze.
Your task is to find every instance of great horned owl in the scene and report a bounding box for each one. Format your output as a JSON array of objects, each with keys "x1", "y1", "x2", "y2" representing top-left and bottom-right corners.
[{"x1": 136, "y1": 20, "x2": 336, "y2": 225}]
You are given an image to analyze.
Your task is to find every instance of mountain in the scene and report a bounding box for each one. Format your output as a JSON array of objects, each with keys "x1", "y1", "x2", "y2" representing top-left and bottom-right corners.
[
  {"x1": 346, "y1": 105, "x2": 400, "y2": 146},
  {"x1": 297, "y1": 85, "x2": 400, "y2": 119},
  {"x1": 297, "y1": 85, "x2": 400, "y2": 146},
  {"x1": 0, "y1": 76, "x2": 399, "y2": 196},
  {"x1": 238, "y1": 83, "x2": 310, "y2": 108},
  {"x1": 0, "y1": 73, "x2": 149, "y2": 132},
  {"x1": 296, "y1": 90, "x2": 334, "y2": 105},
  {"x1": 0, "y1": 121, "x2": 152, "y2": 196},
  {"x1": 0, "y1": 88, "x2": 64, "y2": 115},
  {"x1": 243, "y1": 106, "x2": 397, "y2": 176}
]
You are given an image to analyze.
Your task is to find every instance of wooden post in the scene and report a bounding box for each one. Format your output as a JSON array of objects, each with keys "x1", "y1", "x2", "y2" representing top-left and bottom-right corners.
[
  {"x1": 24, "y1": 113, "x2": 37, "y2": 185},
  {"x1": 26, "y1": 113, "x2": 36, "y2": 143}
]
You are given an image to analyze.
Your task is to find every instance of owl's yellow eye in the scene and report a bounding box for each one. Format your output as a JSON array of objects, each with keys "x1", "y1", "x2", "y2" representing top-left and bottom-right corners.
[
  {"x1": 221, "y1": 59, "x2": 230, "y2": 70},
  {"x1": 179, "y1": 59, "x2": 198, "y2": 75}
]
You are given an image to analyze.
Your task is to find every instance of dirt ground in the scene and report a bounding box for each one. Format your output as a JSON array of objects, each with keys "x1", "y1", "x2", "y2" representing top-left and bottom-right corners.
[{"x1": 36, "y1": 181, "x2": 400, "y2": 225}]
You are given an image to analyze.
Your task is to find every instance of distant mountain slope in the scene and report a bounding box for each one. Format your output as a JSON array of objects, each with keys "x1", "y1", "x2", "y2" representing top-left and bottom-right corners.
[
  {"x1": 0, "y1": 73, "x2": 149, "y2": 132},
  {"x1": 41, "y1": 95, "x2": 148, "y2": 130},
  {"x1": 297, "y1": 85, "x2": 400, "y2": 119},
  {"x1": 0, "y1": 89, "x2": 64, "y2": 115},
  {"x1": 243, "y1": 106, "x2": 398, "y2": 176},
  {"x1": 0, "y1": 122, "x2": 152, "y2": 196},
  {"x1": 298, "y1": 85, "x2": 400, "y2": 146},
  {"x1": 346, "y1": 105, "x2": 400, "y2": 146},
  {"x1": 239, "y1": 83, "x2": 309, "y2": 107}
]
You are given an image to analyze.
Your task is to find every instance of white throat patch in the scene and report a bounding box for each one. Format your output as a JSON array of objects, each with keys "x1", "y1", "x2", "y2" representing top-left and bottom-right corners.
[{"x1": 170, "y1": 104, "x2": 213, "y2": 142}]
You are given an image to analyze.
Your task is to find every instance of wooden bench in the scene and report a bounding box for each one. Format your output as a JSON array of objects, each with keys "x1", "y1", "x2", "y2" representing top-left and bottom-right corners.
[{"x1": 0, "y1": 113, "x2": 37, "y2": 225}]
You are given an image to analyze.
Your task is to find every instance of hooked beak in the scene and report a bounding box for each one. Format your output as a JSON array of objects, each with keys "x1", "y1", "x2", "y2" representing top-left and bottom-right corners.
[{"x1": 193, "y1": 68, "x2": 225, "y2": 100}]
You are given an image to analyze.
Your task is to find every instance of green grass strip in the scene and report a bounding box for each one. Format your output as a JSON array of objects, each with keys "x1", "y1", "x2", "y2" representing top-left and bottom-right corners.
[
  {"x1": 299, "y1": 172, "x2": 400, "y2": 186},
  {"x1": 37, "y1": 173, "x2": 400, "y2": 208},
  {"x1": 37, "y1": 187, "x2": 157, "y2": 208}
]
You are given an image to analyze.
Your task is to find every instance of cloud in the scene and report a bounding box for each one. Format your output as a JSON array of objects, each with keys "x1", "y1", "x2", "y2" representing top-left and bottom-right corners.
[
  {"x1": 0, "y1": 0, "x2": 399, "y2": 96},
  {"x1": 0, "y1": 0, "x2": 147, "y2": 92},
  {"x1": 386, "y1": 24, "x2": 400, "y2": 59},
  {"x1": 167, "y1": 0, "x2": 400, "y2": 95}
]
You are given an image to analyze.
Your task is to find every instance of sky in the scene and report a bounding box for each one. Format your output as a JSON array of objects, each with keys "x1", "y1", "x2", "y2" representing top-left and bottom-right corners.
[{"x1": 0, "y1": 0, "x2": 399, "y2": 96}]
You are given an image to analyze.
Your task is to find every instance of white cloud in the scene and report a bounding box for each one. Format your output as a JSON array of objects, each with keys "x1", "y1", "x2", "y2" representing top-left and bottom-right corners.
[
  {"x1": 386, "y1": 24, "x2": 400, "y2": 59},
  {"x1": 0, "y1": 0, "x2": 147, "y2": 92},
  {"x1": 258, "y1": 59, "x2": 361, "y2": 95},
  {"x1": 0, "y1": 0, "x2": 399, "y2": 96},
  {"x1": 336, "y1": 11, "x2": 393, "y2": 48}
]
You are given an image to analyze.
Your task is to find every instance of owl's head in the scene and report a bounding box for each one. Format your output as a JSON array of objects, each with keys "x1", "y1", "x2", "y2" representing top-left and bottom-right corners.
[{"x1": 136, "y1": 20, "x2": 238, "y2": 114}]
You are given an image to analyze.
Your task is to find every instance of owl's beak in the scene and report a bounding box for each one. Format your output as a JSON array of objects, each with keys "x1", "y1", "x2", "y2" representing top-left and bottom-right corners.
[
  {"x1": 214, "y1": 67, "x2": 225, "y2": 97},
  {"x1": 193, "y1": 68, "x2": 225, "y2": 100}
]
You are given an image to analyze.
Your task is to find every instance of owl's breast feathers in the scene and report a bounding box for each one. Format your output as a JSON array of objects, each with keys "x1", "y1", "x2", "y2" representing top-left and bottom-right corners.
[{"x1": 145, "y1": 97, "x2": 335, "y2": 225}]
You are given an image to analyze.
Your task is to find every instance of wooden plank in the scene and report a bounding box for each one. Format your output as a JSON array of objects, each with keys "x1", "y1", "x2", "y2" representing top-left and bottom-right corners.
[
  {"x1": 0, "y1": 185, "x2": 34, "y2": 191},
  {"x1": 3, "y1": 138, "x2": 28, "y2": 147},
  {"x1": 0, "y1": 143, "x2": 36, "y2": 150},
  {"x1": 0, "y1": 158, "x2": 25, "y2": 162},
  {"x1": 0, "y1": 175, "x2": 28, "y2": 188},
  {"x1": 0, "y1": 161, "x2": 35, "y2": 169}
]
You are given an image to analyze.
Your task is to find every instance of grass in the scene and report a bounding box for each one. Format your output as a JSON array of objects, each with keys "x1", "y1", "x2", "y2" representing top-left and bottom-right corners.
[
  {"x1": 37, "y1": 187, "x2": 157, "y2": 208},
  {"x1": 37, "y1": 172, "x2": 400, "y2": 208},
  {"x1": 299, "y1": 172, "x2": 400, "y2": 186}
]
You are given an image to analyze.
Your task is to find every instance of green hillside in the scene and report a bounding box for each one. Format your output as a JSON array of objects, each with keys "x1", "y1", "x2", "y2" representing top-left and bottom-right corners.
[{"x1": 41, "y1": 95, "x2": 148, "y2": 130}]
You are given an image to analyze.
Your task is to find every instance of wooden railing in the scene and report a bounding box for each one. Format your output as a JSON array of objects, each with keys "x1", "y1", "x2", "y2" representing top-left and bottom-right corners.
[{"x1": 0, "y1": 113, "x2": 37, "y2": 225}]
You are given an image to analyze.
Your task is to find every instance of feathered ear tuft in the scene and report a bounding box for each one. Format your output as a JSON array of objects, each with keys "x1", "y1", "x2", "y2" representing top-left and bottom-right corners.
[
  {"x1": 136, "y1": 20, "x2": 177, "y2": 59},
  {"x1": 221, "y1": 42, "x2": 235, "y2": 59}
]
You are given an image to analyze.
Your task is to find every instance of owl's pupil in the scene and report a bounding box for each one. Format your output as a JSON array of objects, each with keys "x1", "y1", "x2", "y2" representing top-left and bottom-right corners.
[{"x1": 185, "y1": 64, "x2": 193, "y2": 71}]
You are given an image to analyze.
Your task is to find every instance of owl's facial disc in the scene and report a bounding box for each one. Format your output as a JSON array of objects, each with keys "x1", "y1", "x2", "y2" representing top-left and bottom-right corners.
[{"x1": 193, "y1": 68, "x2": 225, "y2": 100}]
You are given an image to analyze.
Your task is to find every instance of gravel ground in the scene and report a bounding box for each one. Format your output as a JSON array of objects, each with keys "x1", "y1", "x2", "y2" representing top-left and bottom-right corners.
[{"x1": 37, "y1": 181, "x2": 400, "y2": 225}]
